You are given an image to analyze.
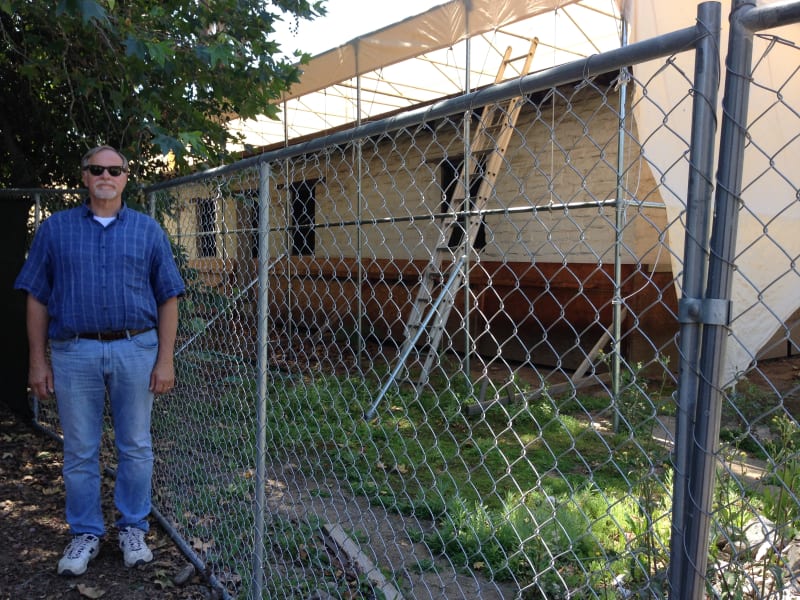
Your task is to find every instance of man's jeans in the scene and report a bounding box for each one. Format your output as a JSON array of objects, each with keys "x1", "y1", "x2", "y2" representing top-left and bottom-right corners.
[{"x1": 50, "y1": 329, "x2": 159, "y2": 536}]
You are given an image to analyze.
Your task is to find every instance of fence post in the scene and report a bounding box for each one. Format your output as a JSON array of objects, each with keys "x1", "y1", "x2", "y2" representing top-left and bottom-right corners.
[
  {"x1": 668, "y1": 2, "x2": 721, "y2": 598},
  {"x1": 251, "y1": 161, "x2": 271, "y2": 599}
]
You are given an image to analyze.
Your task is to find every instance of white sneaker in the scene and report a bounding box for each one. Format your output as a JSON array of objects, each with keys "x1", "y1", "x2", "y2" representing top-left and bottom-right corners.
[
  {"x1": 118, "y1": 526, "x2": 153, "y2": 568},
  {"x1": 57, "y1": 533, "x2": 100, "y2": 576}
]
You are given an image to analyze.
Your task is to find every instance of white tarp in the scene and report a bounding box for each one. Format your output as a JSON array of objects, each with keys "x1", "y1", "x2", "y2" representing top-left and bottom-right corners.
[
  {"x1": 625, "y1": 0, "x2": 800, "y2": 383},
  {"x1": 278, "y1": 0, "x2": 597, "y2": 101},
  {"x1": 230, "y1": 0, "x2": 624, "y2": 144}
]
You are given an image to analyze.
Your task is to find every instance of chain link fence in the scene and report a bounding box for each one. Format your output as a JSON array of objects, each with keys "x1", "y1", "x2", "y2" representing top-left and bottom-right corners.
[{"x1": 9, "y1": 2, "x2": 800, "y2": 598}]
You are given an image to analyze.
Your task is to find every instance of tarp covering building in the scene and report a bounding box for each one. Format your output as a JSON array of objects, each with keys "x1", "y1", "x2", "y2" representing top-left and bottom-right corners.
[{"x1": 627, "y1": 0, "x2": 800, "y2": 383}]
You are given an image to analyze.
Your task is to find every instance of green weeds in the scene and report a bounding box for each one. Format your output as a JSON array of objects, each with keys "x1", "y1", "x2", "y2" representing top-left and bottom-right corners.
[{"x1": 164, "y1": 350, "x2": 797, "y2": 598}]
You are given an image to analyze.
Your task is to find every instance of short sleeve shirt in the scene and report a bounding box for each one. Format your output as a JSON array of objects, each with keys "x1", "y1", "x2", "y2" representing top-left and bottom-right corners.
[{"x1": 14, "y1": 202, "x2": 186, "y2": 340}]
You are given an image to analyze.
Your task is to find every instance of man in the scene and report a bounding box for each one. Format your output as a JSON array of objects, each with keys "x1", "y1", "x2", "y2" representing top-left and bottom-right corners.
[{"x1": 14, "y1": 145, "x2": 185, "y2": 576}]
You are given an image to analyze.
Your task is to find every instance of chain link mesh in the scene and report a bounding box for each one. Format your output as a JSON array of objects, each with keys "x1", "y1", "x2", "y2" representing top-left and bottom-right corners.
[
  {"x1": 11, "y1": 12, "x2": 800, "y2": 600},
  {"x1": 148, "y1": 67, "x2": 684, "y2": 600}
]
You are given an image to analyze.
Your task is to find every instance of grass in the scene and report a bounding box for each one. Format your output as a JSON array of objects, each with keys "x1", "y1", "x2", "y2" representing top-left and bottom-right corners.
[
  {"x1": 156, "y1": 350, "x2": 800, "y2": 599},
  {"x1": 248, "y1": 361, "x2": 681, "y2": 597}
]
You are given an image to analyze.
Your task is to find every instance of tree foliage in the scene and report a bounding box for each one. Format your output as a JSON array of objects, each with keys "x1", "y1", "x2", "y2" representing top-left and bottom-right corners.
[{"x1": 0, "y1": 0, "x2": 325, "y2": 187}]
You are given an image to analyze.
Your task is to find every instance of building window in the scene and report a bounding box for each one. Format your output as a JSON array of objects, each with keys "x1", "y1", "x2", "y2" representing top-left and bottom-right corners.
[
  {"x1": 249, "y1": 197, "x2": 259, "y2": 259},
  {"x1": 196, "y1": 198, "x2": 217, "y2": 258},
  {"x1": 441, "y1": 155, "x2": 486, "y2": 250},
  {"x1": 291, "y1": 180, "x2": 316, "y2": 256}
]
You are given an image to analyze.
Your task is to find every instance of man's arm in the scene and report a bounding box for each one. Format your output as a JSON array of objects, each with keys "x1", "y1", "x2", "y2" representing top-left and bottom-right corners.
[
  {"x1": 150, "y1": 296, "x2": 179, "y2": 395},
  {"x1": 26, "y1": 294, "x2": 53, "y2": 399}
]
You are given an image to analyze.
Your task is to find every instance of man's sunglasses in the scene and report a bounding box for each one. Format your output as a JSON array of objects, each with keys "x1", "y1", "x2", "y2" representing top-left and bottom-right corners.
[{"x1": 83, "y1": 165, "x2": 127, "y2": 177}]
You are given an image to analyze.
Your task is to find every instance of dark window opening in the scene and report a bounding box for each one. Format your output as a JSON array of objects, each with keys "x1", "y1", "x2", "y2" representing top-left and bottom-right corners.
[
  {"x1": 248, "y1": 193, "x2": 259, "y2": 259},
  {"x1": 291, "y1": 180, "x2": 316, "y2": 256},
  {"x1": 197, "y1": 198, "x2": 217, "y2": 258},
  {"x1": 441, "y1": 156, "x2": 487, "y2": 250}
]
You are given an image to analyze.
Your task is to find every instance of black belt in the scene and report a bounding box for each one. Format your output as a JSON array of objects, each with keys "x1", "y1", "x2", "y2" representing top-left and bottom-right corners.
[{"x1": 77, "y1": 328, "x2": 153, "y2": 341}]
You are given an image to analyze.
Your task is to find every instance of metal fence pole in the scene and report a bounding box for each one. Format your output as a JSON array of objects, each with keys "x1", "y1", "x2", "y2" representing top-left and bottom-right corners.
[
  {"x1": 668, "y1": 2, "x2": 721, "y2": 598},
  {"x1": 682, "y1": 1, "x2": 800, "y2": 598},
  {"x1": 679, "y1": 0, "x2": 749, "y2": 589},
  {"x1": 612, "y1": 18, "x2": 629, "y2": 433},
  {"x1": 251, "y1": 161, "x2": 271, "y2": 599}
]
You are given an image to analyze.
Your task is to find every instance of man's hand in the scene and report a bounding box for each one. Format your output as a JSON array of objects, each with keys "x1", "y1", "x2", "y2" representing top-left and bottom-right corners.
[
  {"x1": 150, "y1": 360, "x2": 175, "y2": 395},
  {"x1": 28, "y1": 359, "x2": 54, "y2": 400}
]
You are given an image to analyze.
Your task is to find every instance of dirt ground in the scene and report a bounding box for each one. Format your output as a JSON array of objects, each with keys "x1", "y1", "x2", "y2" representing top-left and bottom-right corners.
[
  {"x1": 0, "y1": 401, "x2": 216, "y2": 600},
  {"x1": 2, "y1": 355, "x2": 798, "y2": 600}
]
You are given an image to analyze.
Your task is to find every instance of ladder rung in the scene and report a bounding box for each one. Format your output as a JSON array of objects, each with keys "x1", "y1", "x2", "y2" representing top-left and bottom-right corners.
[
  {"x1": 480, "y1": 119, "x2": 505, "y2": 131},
  {"x1": 476, "y1": 133, "x2": 499, "y2": 146},
  {"x1": 473, "y1": 140, "x2": 498, "y2": 153}
]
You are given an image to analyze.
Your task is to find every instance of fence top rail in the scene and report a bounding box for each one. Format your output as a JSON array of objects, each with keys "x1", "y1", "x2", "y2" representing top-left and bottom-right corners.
[{"x1": 738, "y1": 0, "x2": 800, "y2": 32}]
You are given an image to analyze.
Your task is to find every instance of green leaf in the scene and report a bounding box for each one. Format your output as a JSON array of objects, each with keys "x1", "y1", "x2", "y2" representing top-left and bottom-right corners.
[
  {"x1": 206, "y1": 44, "x2": 233, "y2": 69},
  {"x1": 144, "y1": 40, "x2": 173, "y2": 67},
  {"x1": 56, "y1": 0, "x2": 108, "y2": 25},
  {"x1": 124, "y1": 36, "x2": 147, "y2": 60},
  {"x1": 150, "y1": 134, "x2": 185, "y2": 159}
]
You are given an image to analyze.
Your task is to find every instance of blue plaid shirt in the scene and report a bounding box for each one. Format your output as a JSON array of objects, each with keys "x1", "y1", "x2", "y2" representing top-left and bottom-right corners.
[{"x1": 14, "y1": 202, "x2": 186, "y2": 340}]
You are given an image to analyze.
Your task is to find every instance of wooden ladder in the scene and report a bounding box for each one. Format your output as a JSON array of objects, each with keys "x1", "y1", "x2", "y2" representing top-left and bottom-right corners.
[{"x1": 401, "y1": 38, "x2": 539, "y2": 389}]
